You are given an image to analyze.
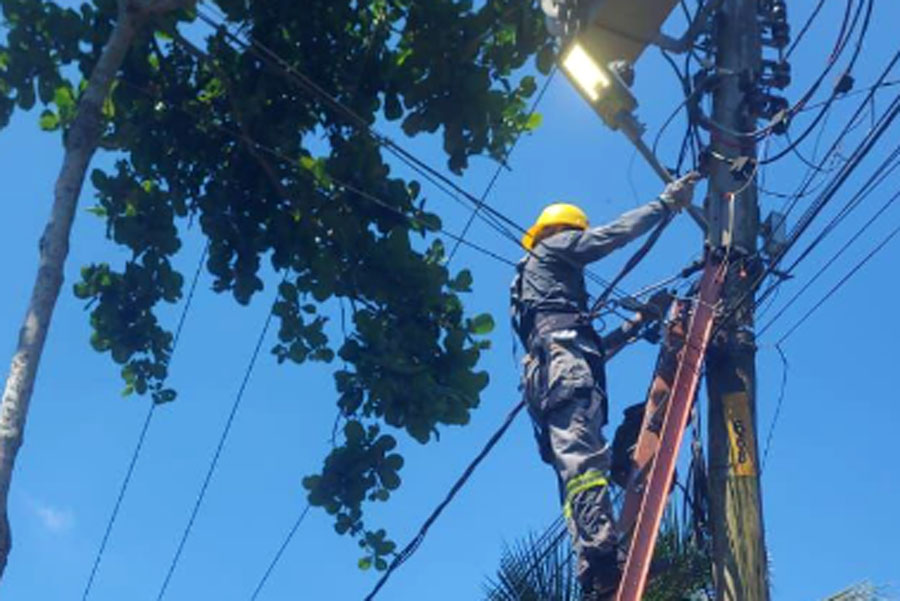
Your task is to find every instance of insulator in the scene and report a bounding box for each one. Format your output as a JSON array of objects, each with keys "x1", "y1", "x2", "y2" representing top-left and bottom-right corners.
[
  {"x1": 761, "y1": 59, "x2": 792, "y2": 89},
  {"x1": 747, "y1": 90, "x2": 789, "y2": 124},
  {"x1": 761, "y1": 21, "x2": 791, "y2": 49}
]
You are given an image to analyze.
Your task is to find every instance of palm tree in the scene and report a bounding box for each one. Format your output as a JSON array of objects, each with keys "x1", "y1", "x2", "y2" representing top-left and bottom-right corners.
[
  {"x1": 482, "y1": 516, "x2": 888, "y2": 601},
  {"x1": 483, "y1": 508, "x2": 713, "y2": 601}
]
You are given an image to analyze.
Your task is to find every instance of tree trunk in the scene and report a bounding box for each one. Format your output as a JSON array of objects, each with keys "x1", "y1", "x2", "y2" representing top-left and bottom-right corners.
[{"x1": 0, "y1": 0, "x2": 189, "y2": 578}]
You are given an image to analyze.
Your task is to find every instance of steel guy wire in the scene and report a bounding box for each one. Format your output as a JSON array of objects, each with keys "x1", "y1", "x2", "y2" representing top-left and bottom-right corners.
[
  {"x1": 155, "y1": 272, "x2": 287, "y2": 600},
  {"x1": 81, "y1": 241, "x2": 209, "y2": 601}
]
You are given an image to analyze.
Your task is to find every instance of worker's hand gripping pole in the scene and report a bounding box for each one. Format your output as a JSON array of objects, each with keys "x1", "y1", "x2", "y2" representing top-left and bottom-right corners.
[{"x1": 614, "y1": 258, "x2": 726, "y2": 601}]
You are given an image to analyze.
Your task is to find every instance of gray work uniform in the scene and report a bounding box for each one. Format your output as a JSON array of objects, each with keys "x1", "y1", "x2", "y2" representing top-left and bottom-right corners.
[{"x1": 511, "y1": 199, "x2": 669, "y2": 588}]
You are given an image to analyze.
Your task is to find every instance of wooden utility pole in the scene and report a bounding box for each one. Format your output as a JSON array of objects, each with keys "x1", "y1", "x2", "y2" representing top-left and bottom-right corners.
[{"x1": 704, "y1": 1, "x2": 770, "y2": 600}]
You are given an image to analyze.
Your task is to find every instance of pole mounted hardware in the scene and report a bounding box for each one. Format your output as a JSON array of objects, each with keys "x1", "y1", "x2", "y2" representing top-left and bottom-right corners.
[{"x1": 544, "y1": 0, "x2": 710, "y2": 230}]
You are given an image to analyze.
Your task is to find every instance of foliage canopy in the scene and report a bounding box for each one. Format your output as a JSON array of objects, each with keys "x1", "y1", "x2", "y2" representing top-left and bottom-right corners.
[{"x1": 0, "y1": 0, "x2": 553, "y2": 567}]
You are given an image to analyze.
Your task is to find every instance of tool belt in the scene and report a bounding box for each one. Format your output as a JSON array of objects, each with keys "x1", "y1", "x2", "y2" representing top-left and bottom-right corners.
[{"x1": 525, "y1": 311, "x2": 591, "y2": 352}]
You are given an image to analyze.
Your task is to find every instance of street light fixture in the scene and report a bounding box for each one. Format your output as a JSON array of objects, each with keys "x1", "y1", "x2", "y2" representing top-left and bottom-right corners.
[{"x1": 560, "y1": 42, "x2": 611, "y2": 102}]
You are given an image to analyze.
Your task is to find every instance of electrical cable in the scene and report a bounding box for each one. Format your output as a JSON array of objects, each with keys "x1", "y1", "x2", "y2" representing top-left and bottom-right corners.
[
  {"x1": 448, "y1": 68, "x2": 558, "y2": 262},
  {"x1": 192, "y1": 6, "x2": 531, "y2": 253},
  {"x1": 784, "y1": 0, "x2": 827, "y2": 60},
  {"x1": 362, "y1": 400, "x2": 528, "y2": 601},
  {"x1": 81, "y1": 242, "x2": 209, "y2": 600},
  {"x1": 762, "y1": 50, "x2": 900, "y2": 253},
  {"x1": 759, "y1": 185, "x2": 900, "y2": 339},
  {"x1": 760, "y1": 345, "x2": 789, "y2": 473},
  {"x1": 248, "y1": 504, "x2": 312, "y2": 600},
  {"x1": 155, "y1": 273, "x2": 286, "y2": 600},
  {"x1": 779, "y1": 143, "x2": 900, "y2": 282},
  {"x1": 799, "y1": 80, "x2": 900, "y2": 113},
  {"x1": 697, "y1": 0, "x2": 864, "y2": 146},
  {"x1": 759, "y1": 0, "x2": 874, "y2": 165},
  {"x1": 776, "y1": 219, "x2": 900, "y2": 345},
  {"x1": 717, "y1": 81, "x2": 900, "y2": 333}
]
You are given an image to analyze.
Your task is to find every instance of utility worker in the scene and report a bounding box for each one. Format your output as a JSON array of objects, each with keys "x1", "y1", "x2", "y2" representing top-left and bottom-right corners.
[{"x1": 510, "y1": 173, "x2": 700, "y2": 600}]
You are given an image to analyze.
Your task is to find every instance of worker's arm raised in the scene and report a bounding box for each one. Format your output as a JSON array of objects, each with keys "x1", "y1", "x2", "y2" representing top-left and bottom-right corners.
[{"x1": 547, "y1": 172, "x2": 701, "y2": 264}]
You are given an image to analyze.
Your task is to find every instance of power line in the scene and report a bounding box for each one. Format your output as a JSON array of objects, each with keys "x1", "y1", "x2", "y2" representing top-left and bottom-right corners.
[
  {"x1": 447, "y1": 68, "x2": 558, "y2": 263},
  {"x1": 192, "y1": 6, "x2": 525, "y2": 250},
  {"x1": 249, "y1": 504, "x2": 311, "y2": 600},
  {"x1": 755, "y1": 151, "x2": 900, "y2": 335},
  {"x1": 363, "y1": 400, "x2": 528, "y2": 601},
  {"x1": 775, "y1": 219, "x2": 900, "y2": 346},
  {"x1": 784, "y1": 0, "x2": 827, "y2": 60},
  {"x1": 760, "y1": 344, "x2": 789, "y2": 473},
  {"x1": 81, "y1": 242, "x2": 209, "y2": 600},
  {"x1": 155, "y1": 274, "x2": 285, "y2": 600},
  {"x1": 717, "y1": 79, "x2": 900, "y2": 333}
]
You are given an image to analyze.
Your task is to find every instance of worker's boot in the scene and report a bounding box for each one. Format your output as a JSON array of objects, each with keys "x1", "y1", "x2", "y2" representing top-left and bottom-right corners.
[{"x1": 581, "y1": 555, "x2": 622, "y2": 601}]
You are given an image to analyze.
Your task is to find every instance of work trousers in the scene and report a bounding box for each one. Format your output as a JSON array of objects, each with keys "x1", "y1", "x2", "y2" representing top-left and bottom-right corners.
[{"x1": 522, "y1": 327, "x2": 620, "y2": 588}]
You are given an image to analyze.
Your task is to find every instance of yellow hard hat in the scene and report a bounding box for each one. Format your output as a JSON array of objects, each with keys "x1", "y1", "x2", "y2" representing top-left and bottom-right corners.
[{"x1": 522, "y1": 203, "x2": 589, "y2": 250}]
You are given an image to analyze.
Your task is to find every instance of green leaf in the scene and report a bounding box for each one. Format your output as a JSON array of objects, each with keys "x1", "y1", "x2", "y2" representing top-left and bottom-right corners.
[
  {"x1": 524, "y1": 112, "x2": 543, "y2": 132},
  {"x1": 469, "y1": 313, "x2": 495, "y2": 335},
  {"x1": 449, "y1": 269, "x2": 473, "y2": 292},
  {"x1": 537, "y1": 44, "x2": 556, "y2": 75},
  {"x1": 39, "y1": 110, "x2": 60, "y2": 131},
  {"x1": 358, "y1": 557, "x2": 372, "y2": 571},
  {"x1": 396, "y1": 47, "x2": 413, "y2": 66}
]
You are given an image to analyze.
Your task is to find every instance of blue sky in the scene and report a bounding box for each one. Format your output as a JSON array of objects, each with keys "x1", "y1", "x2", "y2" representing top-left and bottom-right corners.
[{"x1": 2, "y1": 2, "x2": 899, "y2": 600}]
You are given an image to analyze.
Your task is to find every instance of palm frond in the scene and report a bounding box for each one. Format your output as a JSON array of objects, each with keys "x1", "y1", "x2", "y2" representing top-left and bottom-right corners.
[
  {"x1": 483, "y1": 522, "x2": 579, "y2": 601},
  {"x1": 482, "y1": 508, "x2": 713, "y2": 601},
  {"x1": 823, "y1": 582, "x2": 891, "y2": 601}
]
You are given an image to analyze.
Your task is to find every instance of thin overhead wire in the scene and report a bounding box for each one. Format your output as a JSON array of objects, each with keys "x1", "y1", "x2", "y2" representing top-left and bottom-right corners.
[
  {"x1": 785, "y1": 0, "x2": 828, "y2": 60},
  {"x1": 757, "y1": 159, "x2": 900, "y2": 338},
  {"x1": 760, "y1": 344, "x2": 790, "y2": 473},
  {"x1": 155, "y1": 275, "x2": 286, "y2": 600},
  {"x1": 249, "y1": 504, "x2": 312, "y2": 600},
  {"x1": 448, "y1": 68, "x2": 558, "y2": 263},
  {"x1": 363, "y1": 400, "x2": 528, "y2": 601},
  {"x1": 775, "y1": 220, "x2": 900, "y2": 346},
  {"x1": 192, "y1": 6, "x2": 525, "y2": 250},
  {"x1": 81, "y1": 242, "x2": 209, "y2": 600},
  {"x1": 718, "y1": 81, "x2": 900, "y2": 332}
]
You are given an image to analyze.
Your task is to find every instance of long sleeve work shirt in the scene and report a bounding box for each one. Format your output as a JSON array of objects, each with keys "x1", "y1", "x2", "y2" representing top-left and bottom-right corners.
[{"x1": 514, "y1": 199, "x2": 669, "y2": 317}]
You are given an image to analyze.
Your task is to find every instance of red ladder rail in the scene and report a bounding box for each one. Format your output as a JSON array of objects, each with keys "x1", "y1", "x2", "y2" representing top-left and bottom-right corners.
[
  {"x1": 617, "y1": 297, "x2": 689, "y2": 535},
  {"x1": 615, "y1": 258, "x2": 726, "y2": 601}
]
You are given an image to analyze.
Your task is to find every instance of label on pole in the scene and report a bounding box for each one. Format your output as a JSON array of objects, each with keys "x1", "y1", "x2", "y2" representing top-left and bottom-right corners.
[{"x1": 724, "y1": 392, "x2": 757, "y2": 477}]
